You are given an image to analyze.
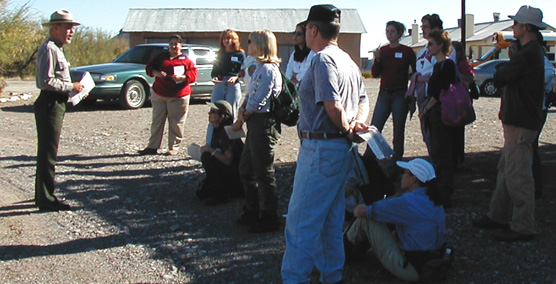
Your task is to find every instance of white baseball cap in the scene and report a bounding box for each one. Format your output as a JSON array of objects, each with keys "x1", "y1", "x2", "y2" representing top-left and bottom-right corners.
[{"x1": 396, "y1": 158, "x2": 436, "y2": 183}]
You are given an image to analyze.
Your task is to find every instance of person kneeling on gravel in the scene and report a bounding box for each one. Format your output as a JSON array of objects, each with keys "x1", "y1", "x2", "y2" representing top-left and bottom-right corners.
[
  {"x1": 196, "y1": 100, "x2": 244, "y2": 205},
  {"x1": 346, "y1": 158, "x2": 453, "y2": 282}
]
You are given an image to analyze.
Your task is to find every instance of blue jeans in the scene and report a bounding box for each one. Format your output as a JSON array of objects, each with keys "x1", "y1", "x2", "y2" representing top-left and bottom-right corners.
[
  {"x1": 282, "y1": 138, "x2": 355, "y2": 284},
  {"x1": 206, "y1": 77, "x2": 242, "y2": 144},
  {"x1": 371, "y1": 88, "x2": 408, "y2": 161}
]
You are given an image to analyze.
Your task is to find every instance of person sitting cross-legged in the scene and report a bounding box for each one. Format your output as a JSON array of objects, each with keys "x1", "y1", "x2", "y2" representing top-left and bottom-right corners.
[{"x1": 346, "y1": 158, "x2": 449, "y2": 282}]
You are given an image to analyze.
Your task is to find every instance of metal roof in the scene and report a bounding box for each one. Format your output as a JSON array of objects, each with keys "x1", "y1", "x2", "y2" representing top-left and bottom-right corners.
[
  {"x1": 400, "y1": 19, "x2": 556, "y2": 48},
  {"x1": 401, "y1": 19, "x2": 515, "y2": 48},
  {"x1": 122, "y1": 8, "x2": 366, "y2": 34}
]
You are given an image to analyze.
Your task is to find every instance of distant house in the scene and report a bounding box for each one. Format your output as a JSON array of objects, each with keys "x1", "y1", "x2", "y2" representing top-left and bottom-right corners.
[
  {"x1": 400, "y1": 14, "x2": 556, "y2": 60},
  {"x1": 121, "y1": 8, "x2": 367, "y2": 69}
]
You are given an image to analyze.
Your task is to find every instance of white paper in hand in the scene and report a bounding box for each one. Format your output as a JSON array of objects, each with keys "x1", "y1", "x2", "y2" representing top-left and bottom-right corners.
[
  {"x1": 224, "y1": 125, "x2": 246, "y2": 139},
  {"x1": 187, "y1": 143, "x2": 202, "y2": 161},
  {"x1": 69, "y1": 71, "x2": 95, "y2": 106},
  {"x1": 356, "y1": 126, "x2": 394, "y2": 160},
  {"x1": 173, "y1": 66, "x2": 185, "y2": 83}
]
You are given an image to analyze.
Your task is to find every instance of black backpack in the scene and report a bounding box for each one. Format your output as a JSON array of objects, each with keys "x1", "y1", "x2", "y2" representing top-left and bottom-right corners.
[{"x1": 271, "y1": 71, "x2": 300, "y2": 126}]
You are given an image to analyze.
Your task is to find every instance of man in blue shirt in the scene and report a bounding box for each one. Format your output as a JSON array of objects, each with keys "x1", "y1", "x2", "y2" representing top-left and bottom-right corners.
[
  {"x1": 281, "y1": 4, "x2": 370, "y2": 284},
  {"x1": 347, "y1": 158, "x2": 446, "y2": 282}
]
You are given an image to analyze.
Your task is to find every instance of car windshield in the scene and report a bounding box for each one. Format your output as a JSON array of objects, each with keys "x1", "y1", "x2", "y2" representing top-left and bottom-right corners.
[{"x1": 114, "y1": 46, "x2": 167, "y2": 64}]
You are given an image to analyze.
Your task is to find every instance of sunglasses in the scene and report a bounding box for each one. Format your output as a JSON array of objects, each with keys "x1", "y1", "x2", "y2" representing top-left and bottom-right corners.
[
  {"x1": 427, "y1": 41, "x2": 437, "y2": 47},
  {"x1": 208, "y1": 110, "x2": 220, "y2": 115}
]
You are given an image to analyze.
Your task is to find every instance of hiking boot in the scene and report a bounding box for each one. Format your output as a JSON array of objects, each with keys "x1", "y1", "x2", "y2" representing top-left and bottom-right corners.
[
  {"x1": 472, "y1": 216, "x2": 510, "y2": 230},
  {"x1": 493, "y1": 229, "x2": 535, "y2": 242},
  {"x1": 248, "y1": 212, "x2": 279, "y2": 233},
  {"x1": 236, "y1": 206, "x2": 258, "y2": 226}
]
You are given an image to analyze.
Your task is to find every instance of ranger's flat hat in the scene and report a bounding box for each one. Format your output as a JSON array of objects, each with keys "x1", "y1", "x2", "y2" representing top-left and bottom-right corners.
[{"x1": 42, "y1": 9, "x2": 80, "y2": 27}]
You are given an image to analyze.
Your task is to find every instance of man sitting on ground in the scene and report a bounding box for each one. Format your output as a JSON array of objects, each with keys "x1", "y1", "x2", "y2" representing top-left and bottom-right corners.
[{"x1": 346, "y1": 158, "x2": 447, "y2": 282}]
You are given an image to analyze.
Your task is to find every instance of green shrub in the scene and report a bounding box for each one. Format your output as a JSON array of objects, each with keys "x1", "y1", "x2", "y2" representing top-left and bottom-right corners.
[
  {"x1": 0, "y1": 2, "x2": 44, "y2": 77},
  {"x1": 64, "y1": 27, "x2": 129, "y2": 67},
  {"x1": 0, "y1": 2, "x2": 129, "y2": 78}
]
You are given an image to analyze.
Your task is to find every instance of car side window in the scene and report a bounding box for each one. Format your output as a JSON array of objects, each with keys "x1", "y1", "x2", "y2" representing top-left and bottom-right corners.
[
  {"x1": 146, "y1": 47, "x2": 167, "y2": 64},
  {"x1": 192, "y1": 48, "x2": 214, "y2": 66}
]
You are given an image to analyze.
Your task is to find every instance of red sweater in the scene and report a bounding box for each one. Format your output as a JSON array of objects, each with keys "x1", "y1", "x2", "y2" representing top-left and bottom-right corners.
[
  {"x1": 145, "y1": 52, "x2": 197, "y2": 97},
  {"x1": 372, "y1": 44, "x2": 416, "y2": 89}
]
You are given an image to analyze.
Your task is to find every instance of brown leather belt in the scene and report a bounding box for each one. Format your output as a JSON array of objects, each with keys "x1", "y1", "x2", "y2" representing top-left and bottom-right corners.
[{"x1": 299, "y1": 132, "x2": 344, "y2": 139}]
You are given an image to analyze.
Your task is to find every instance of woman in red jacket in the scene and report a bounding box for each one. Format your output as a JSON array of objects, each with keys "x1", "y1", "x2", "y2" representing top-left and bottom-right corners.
[{"x1": 138, "y1": 35, "x2": 198, "y2": 155}]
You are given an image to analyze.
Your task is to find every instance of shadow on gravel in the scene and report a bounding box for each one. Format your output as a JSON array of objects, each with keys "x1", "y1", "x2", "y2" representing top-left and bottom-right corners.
[
  {"x1": 0, "y1": 149, "x2": 297, "y2": 282},
  {"x1": 1, "y1": 142, "x2": 554, "y2": 283},
  {"x1": 0, "y1": 234, "x2": 128, "y2": 261},
  {"x1": 0, "y1": 104, "x2": 33, "y2": 113}
]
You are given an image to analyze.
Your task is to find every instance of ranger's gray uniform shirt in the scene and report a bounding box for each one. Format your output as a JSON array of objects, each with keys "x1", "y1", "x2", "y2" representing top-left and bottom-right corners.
[{"x1": 36, "y1": 36, "x2": 73, "y2": 93}]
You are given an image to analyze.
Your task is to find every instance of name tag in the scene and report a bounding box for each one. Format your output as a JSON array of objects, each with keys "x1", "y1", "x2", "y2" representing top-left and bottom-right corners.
[
  {"x1": 231, "y1": 56, "x2": 239, "y2": 62},
  {"x1": 395, "y1": 52, "x2": 403, "y2": 58},
  {"x1": 179, "y1": 55, "x2": 186, "y2": 60}
]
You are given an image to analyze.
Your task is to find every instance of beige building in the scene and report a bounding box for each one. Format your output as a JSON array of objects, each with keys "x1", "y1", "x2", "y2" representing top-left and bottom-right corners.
[
  {"x1": 400, "y1": 13, "x2": 556, "y2": 61},
  {"x1": 121, "y1": 8, "x2": 366, "y2": 69}
]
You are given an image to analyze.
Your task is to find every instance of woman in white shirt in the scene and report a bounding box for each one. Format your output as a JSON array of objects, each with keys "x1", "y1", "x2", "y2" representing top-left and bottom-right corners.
[{"x1": 285, "y1": 22, "x2": 315, "y2": 86}]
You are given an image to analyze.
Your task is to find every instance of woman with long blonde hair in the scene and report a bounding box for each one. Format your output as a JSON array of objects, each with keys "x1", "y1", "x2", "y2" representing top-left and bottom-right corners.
[{"x1": 232, "y1": 30, "x2": 282, "y2": 233}]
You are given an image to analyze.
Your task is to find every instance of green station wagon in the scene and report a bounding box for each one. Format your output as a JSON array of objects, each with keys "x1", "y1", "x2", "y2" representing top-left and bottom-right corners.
[{"x1": 70, "y1": 43, "x2": 218, "y2": 109}]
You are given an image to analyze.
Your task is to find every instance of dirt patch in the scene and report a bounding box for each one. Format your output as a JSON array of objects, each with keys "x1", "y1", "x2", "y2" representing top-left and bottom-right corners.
[{"x1": 0, "y1": 78, "x2": 555, "y2": 283}]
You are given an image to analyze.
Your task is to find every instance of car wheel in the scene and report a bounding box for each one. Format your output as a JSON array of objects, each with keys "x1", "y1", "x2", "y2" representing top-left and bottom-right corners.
[
  {"x1": 119, "y1": 80, "x2": 147, "y2": 109},
  {"x1": 481, "y1": 80, "x2": 499, "y2": 97}
]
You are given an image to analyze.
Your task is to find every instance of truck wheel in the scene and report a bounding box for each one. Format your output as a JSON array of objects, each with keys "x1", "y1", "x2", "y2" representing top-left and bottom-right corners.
[{"x1": 119, "y1": 80, "x2": 146, "y2": 109}]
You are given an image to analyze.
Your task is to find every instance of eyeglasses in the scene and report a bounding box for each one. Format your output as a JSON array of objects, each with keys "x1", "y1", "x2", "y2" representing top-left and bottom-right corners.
[{"x1": 293, "y1": 32, "x2": 304, "y2": 37}]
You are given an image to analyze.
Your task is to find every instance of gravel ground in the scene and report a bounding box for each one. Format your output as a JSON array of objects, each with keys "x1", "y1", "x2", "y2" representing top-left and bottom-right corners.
[{"x1": 0, "y1": 78, "x2": 555, "y2": 284}]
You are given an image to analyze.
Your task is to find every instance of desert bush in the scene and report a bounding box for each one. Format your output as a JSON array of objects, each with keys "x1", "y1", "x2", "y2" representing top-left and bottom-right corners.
[
  {"x1": 0, "y1": 1, "x2": 44, "y2": 77},
  {"x1": 64, "y1": 27, "x2": 129, "y2": 68},
  {"x1": 0, "y1": 1, "x2": 129, "y2": 78}
]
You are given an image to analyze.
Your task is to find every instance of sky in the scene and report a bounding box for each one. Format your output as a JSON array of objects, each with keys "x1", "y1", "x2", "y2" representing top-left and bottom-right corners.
[{"x1": 8, "y1": 0, "x2": 556, "y2": 57}]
